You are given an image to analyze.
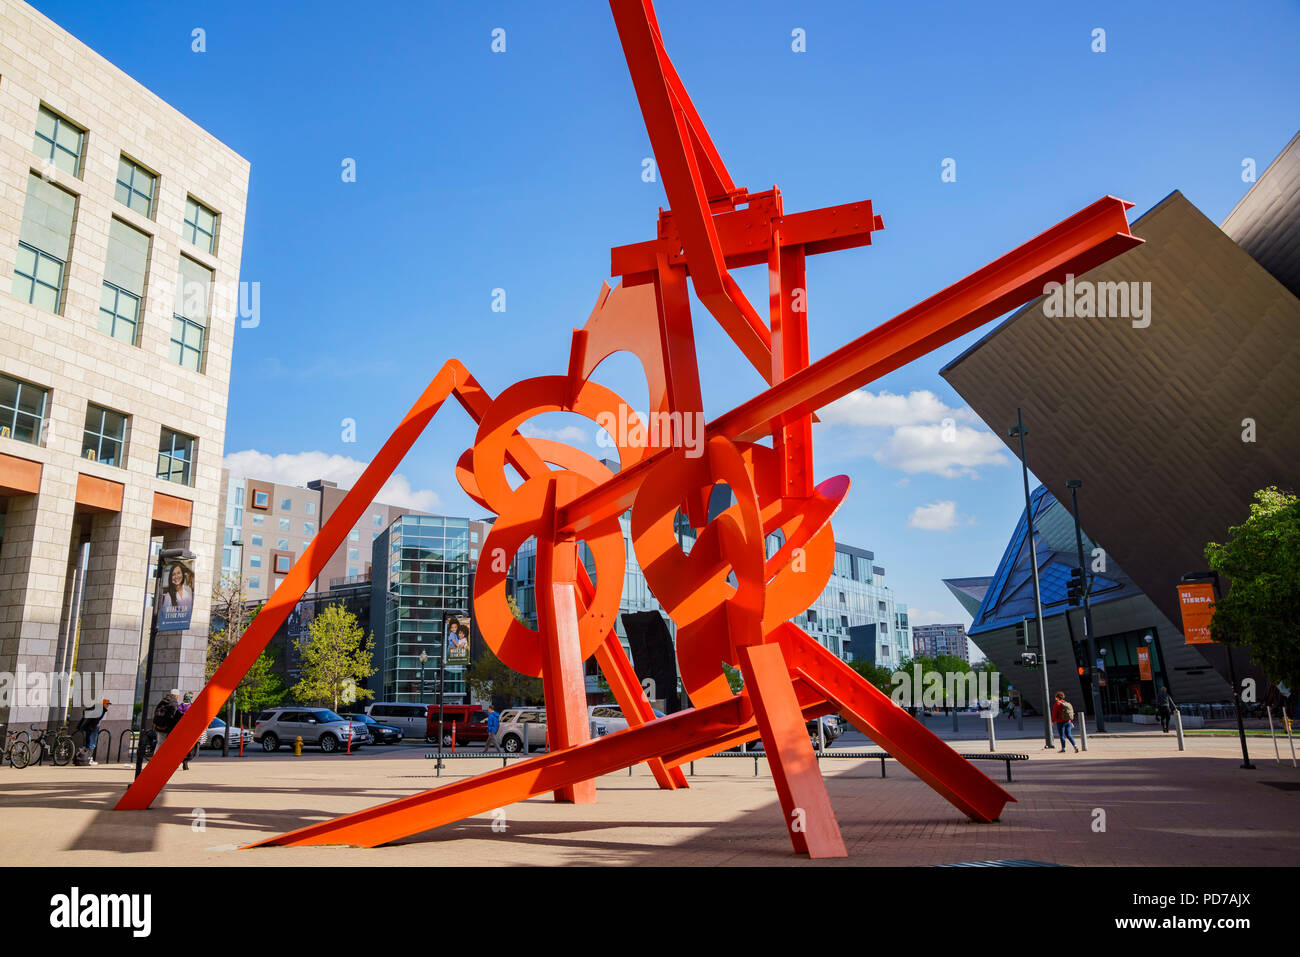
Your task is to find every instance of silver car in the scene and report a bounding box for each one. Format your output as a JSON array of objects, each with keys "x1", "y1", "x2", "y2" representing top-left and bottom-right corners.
[{"x1": 253, "y1": 707, "x2": 366, "y2": 753}]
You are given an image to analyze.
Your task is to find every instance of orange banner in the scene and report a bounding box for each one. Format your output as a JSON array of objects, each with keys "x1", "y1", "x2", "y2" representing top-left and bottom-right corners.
[
  {"x1": 1136, "y1": 645, "x2": 1153, "y2": 681},
  {"x1": 1178, "y1": 582, "x2": 1217, "y2": 644}
]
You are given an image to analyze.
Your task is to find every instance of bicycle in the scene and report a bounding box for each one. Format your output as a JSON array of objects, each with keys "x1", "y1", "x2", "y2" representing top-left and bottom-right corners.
[
  {"x1": 27, "y1": 724, "x2": 74, "y2": 767},
  {"x1": 2, "y1": 727, "x2": 31, "y2": 769}
]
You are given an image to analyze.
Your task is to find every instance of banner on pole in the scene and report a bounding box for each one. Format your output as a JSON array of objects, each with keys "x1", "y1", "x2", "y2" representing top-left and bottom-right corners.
[
  {"x1": 1177, "y1": 582, "x2": 1216, "y2": 644},
  {"x1": 157, "y1": 557, "x2": 195, "y2": 632}
]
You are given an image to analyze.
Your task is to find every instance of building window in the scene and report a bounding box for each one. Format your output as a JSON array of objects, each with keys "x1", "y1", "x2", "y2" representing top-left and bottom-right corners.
[
  {"x1": 248, "y1": 554, "x2": 262, "y2": 569},
  {"x1": 115, "y1": 156, "x2": 156, "y2": 217},
  {"x1": 98, "y1": 283, "x2": 141, "y2": 345},
  {"x1": 348, "y1": 547, "x2": 359, "y2": 561},
  {"x1": 33, "y1": 105, "x2": 84, "y2": 176},
  {"x1": 273, "y1": 576, "x2": 285, "y2": 590},
  {"x1": 0, "y1": 374, "x2": 49, "y2": 445},
  {"x1": 373, "y1": 514, "x2": 383, "y2": 527},
  {"x1": 251, "y1": 515, "x2": 264, "y2": 527},
  {"x1": 157, "y1": 428, "x2": 195, "y2": 485},
  {"x1": 304, "y1": 501, "x2": 316, "y2": 515},
  {"x1": 252, "y1": 489, "x2": 269, "y2": 509},
  {"x1": 280, "y1": 497, "x2": 292, "y2": 511},
  {"x1": 304, "y1": 521, "x2": 315, "y2": 535},
  {"x1": 274, "y1": 555, "x2": 291, "y2": 574},
  {"x1": 277, "y1": 538, "x2": 289, "y2": 550},
  {"x1": 13, "y1": 241, "x2": 66, "y2": 313},
  {"x1": 250, "y1": 534, "x2": 262, "y2": 547},
  {"x1": 349, "y1": 529, "x2": 360, "y2": 541},
  {"x1": 248, "y1": 576, "x2": 261, "y2": 590},
  {"x1": 171, "y1": 257, "x2": 211, "y2": 371},
  {"x1": 348, "y1": 566, "x2": 359, "y2": 578},
  {"x1": 184, "y1": 196, "x2": 218, "y2": 254},
  {"x1": 279, "y1": 517, "x2": 290, "y2": 531},
  {"x1": 81, "y1": 404, "x2": 128, "y2": 467}
]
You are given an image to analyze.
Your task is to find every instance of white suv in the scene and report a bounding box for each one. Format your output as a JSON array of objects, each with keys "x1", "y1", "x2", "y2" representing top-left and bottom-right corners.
[
  {"x1": 253, "y1": 707, "x2": 366, "y2": 753},
  {"x1": 498, "y1": 704, "x2": 669, "y2": 752}
]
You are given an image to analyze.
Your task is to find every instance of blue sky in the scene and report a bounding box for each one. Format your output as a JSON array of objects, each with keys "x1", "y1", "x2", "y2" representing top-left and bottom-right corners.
[{"x1": 33, "y1": 0, "x2": 1300, "y2": 646}]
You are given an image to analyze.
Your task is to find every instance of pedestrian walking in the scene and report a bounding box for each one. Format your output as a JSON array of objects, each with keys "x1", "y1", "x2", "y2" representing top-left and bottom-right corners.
[
  {"x1": 483, "y1": 705, "x2": 501, "y2": 752},
  {"x1": 177, "y1": 692, "x2": 200, "y2": 770},
  {"x1": 1157, "y1": 685, "x2": 1176, "y2": 733},
  {"x1": 1052, "y1": 691, "x2": 1079, "y2": 753},
  {"x1": 151, "y1": 690, "x2": 180, "y2": 763},
  {"x1": 77, "y1": 698, "x2": 111, "y2": 765}
]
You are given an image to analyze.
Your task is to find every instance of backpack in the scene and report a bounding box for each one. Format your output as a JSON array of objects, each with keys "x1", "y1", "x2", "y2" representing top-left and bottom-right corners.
[
  {"x1": 1060, "y1": 700, "x2": 1075, "y2": 722},
  {"x1": 152, "y1": 698, "x2": 178, "y2": 732}
]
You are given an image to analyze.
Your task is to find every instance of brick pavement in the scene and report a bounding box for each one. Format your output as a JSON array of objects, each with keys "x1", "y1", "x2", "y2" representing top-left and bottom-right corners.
[{"x1": 0, "y1": 734, "x2": 1294, "y2": 866}]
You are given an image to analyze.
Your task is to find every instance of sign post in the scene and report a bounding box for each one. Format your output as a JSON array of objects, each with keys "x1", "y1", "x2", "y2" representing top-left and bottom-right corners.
[
  {"x1": 134, "y1": 549, "x2": 196, "y2": 779},
  {"x1": 1179, "y1": 572, "x2": 1253, "y2": 770}
]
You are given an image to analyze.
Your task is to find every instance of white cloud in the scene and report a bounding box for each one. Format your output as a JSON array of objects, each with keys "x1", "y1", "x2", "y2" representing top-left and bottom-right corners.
[
  {"x1": 518, "y1": 423, "x2": 589, "y2": 444},
  {"x1": 907, "y1": 500, "x2": 960, "y2": 532},
  {"x1": 223, "y1": 449, "x2": 441, "y2": 512},
  {"x1": 908, "y1": 608, "x2": 960, "y2": 626},
  {"x1": 875, "y1": 424, "x2": 1010, "y2": 478},
  {"x1": 819, "y1": 389, "x2": 978, "y2": 428}
]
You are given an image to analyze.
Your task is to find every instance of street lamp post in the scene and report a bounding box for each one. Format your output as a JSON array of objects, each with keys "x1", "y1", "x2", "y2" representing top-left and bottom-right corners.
[
  {"x1": 222, "y1": 539, "x2": 245, "y2": 759},
  {"x1": 1009, "y1": 409, "x2": 1054, "y2": 750},
  {"x1": 134, "y1": 547, "x2": 196, "y2": 779},
  {"x1": 1182, "y1": 570, "x2": 1253, "y2": 769},
  {"x1": 1065, "y1": 480, "x2": 1105, "y2": 732}
]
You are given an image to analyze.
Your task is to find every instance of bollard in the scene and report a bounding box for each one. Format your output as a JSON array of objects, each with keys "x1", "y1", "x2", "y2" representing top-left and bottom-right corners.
[
  {"x1": 1267, "y1": 707, "x2": 1281, "y2": 765},
  {"x1": 294, "y1": 735, "x2": 302, "y2": 756},
  {"x1": 239, "y1": 731, "x2": 244, "y2": 757},
  {"x1": 1174, "y1": 707, "x2": 1185, "y2": 751},
  {"x1": 1284, "y1": 709, "x2": 1298, "y2": 767},
  {"x1": 986, "y1": 712, "x2": 996, "y2": 752},
  {"x1": 1078, "y1": 709, "x2": 1088, "y2": 751},
  {"x1": 452, "y1": 722, "x2": 457, "y2": 753},
  {"x1": 952, "y1": 707, "x2": 959, "y2": 733},
  {"x1": 347, "y1": 728, "x2": 352, "y2": 755}
]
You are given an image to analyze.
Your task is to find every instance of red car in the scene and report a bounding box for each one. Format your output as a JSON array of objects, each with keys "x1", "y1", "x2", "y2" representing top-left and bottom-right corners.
[{"x1": 425, "y1": 705, "x2": 491, "y2": 746}]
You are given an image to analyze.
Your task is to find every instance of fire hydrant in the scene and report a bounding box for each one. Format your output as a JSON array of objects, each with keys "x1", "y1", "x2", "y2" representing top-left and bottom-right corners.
[{"x1": 294, "y1": 735, "x2": 303, "y2": 756}]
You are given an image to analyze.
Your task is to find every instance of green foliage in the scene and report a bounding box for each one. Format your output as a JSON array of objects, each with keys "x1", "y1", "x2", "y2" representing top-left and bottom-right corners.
[
  {"x1": 467, "y1": 641, "x2": 543, "y2": 706},
  {"x1": 1205, "y1": 486, "x2": 1300, "y2": 689},
  {"x1": 290, "y1": 603, "x2": 377, "y2": 711},
  {"x1": 239, "y1": 650, "x2": 288, "y2": 717},
  {"x1": 721, "y1": 662, "x2": 744, "y2": 694},
  {"x1": 848, "y1": 660, "x2": 895, "y2": 693}
]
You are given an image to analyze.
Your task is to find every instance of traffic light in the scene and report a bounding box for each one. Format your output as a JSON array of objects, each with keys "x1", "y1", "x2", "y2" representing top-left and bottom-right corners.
[
  {"x1": 1067, "y1": 567, "x2": 1085, "y2": 606},
  {"x1": 1020, "y1": 652, "x2": 1038, "y2": 669},
  {"x1": 1014, "y1": 618, "x2": 1026, "y2": 646}
]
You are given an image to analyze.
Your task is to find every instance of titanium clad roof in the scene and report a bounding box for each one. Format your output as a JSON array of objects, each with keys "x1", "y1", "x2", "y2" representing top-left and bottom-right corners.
[
  {"x1": 941, "y1": 190, "x2": 1300, "y2": 632},
  {"x1": 1221, "y1": 131, "x2": 1300, "y2": 298}
]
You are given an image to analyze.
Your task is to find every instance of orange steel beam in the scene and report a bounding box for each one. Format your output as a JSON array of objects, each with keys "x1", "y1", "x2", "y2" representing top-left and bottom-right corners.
[
  {"x1": 773, "y1": 623, "x2": 1015, "y2": 822},
  {"x1": 737, "y1": 641, "x2": 846, "y2": 857},
  {"x1": 610, "y1": 0, "x2": 773, "y2": 380},
  {"x1": 250, "y1": 694, "x2": 752, "y2": 848},
  {"x1": 116, "y1": 359, "x2": 590, "y2": 812},
  {"x1": 556, "y1": 195, "x2": 1141, "y2": 536}
]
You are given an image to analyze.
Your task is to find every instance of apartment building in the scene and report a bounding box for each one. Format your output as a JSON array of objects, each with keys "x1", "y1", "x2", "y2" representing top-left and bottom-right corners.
[
  {"x1": 0, "y1": 1, "x2": 250, "y2": 734},
  {"x1": 217, "y1": 472, "x2": 433, "y2": 603},
  {"x1": 911, "y1": 623, "x2": 970, "y2": 662}
]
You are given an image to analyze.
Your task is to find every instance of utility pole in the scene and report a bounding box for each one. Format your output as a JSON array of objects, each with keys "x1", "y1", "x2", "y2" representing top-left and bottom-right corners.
[
  {"x1": 1066, "y1": 481, "x2": 1105, "y2": 732},
  {"x1": 1009, "y1": 409, "x2": 1053, "y2": 750},
  {"x1": 1182, "y1": 571, "x2": 1253, "y2": 770}
]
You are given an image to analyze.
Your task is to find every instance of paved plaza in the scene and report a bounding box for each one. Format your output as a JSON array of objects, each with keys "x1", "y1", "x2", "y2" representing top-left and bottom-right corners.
[{"x1": 1, "y1": 724, "x2": 1296, "y2": 867}]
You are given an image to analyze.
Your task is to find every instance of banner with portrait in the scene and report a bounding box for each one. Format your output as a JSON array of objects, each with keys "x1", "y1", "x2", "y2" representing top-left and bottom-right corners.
[
  {"x1": 444, "y1": 614, "x2": 472, "y2": 665},
  {"x1": 157, "y1": 557, "x2": 196, "y2": 632}
]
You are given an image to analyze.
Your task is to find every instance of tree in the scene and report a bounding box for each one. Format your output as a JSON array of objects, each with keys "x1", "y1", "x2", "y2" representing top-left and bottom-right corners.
[
  {"x1": 208, "y1": 576, "x2": 278, "y2": 727},
  {"x1": 721, "y1": 662, "x2": 744, "y2": 694},
  {"x1": 467, "y1": 642, "x2": 543, "y2": 706},
  {"x1": 291, "y1": 603, "x2": 377, "y2": 711},
  {"x1": 1205, "y1": 486, "x2": 1300, "y2": 689},
  {"x1": 848, "y1": 660, "x2": 895, "y2": 694}
]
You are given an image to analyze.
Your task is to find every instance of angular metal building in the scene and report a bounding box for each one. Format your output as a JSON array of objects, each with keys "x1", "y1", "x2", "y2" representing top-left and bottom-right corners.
[{"x1": 941, "y1": 132, "x2": 1300, "y2": 708}]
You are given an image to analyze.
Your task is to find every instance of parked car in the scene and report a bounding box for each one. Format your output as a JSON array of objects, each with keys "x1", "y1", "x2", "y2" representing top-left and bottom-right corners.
[
  {"x1": 253, "y1": 707, "x2": 366, "y2": 753},
  {"x1": 424, "y1": 705, "x2": 490, "y2": 746},
  {"x1": 341, "y1": 712, "x2": 403, "y2": 745},
  {"x1": 588, "y1": 703, "x2": 667, "y2": 737},
  {"x1": 205, "y1": 717, "x2": 254, "y2": 750},
  {"x1": 497, "y1": 707, "x2": 548, "y2": 753},
  {"x1": 365, "y1": 702, "x2": 430, "y2": 740}
]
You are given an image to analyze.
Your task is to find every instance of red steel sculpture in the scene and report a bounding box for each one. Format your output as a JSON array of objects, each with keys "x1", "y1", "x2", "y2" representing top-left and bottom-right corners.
[{"x1": 116, "y1": 0, "x2": 1142, "y2": 857}]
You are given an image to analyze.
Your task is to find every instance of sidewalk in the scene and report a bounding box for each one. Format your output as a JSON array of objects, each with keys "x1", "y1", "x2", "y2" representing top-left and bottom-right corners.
[{"x1": 1, "y1": 732, "x2": 1295, "y2": 866}]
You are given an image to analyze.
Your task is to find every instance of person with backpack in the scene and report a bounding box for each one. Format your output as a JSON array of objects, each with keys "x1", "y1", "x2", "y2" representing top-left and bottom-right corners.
[
  {"x1": 1052, "y1": 691, "x2": 1079, "y2": 753},
  {"x1": 151, "y1": 690, "x2": 186, "y2": 770},
  {"x1": 76, "y1": 698, "x2": 111, "y2": 765}
]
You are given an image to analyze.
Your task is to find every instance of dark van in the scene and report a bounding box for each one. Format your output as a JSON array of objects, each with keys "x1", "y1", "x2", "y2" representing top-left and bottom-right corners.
[{"x1": 426, "y1": 704, "x2": 490, "y2": 746}]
